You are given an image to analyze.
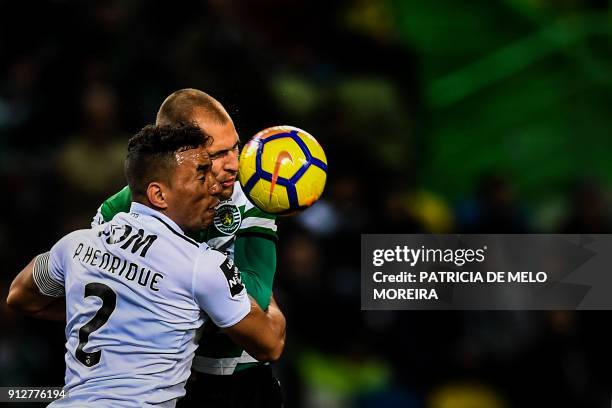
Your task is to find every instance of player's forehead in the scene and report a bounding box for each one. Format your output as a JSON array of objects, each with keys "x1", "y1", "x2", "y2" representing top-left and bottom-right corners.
[
  {"x1": 174, "y1": 146, "x2": 210, "y2": 174},
  {"x1": 210, "y1": 128, "x2": 238, "y2": 152},
  {"x1": 191, "y1": 114, "x2": 238, "y2": 152}
]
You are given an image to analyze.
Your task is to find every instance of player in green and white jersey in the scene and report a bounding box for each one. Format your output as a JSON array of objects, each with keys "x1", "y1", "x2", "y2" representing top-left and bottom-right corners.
[{"x1": 92, "y1": 89, "x2": 282, "y2": 407}]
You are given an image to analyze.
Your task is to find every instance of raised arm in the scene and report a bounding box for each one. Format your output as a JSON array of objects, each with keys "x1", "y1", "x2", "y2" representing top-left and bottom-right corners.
[
  {"x1": 194, "y1": 250, "x2": 285, "y2": 362},
  {"x1": 7, "y1": 254, "x2": 66, "y2": 321}
]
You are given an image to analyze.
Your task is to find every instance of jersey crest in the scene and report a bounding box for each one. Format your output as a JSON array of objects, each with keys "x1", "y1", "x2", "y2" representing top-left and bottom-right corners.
[{"x1": 213, "y1": 202, "x2": 242, "y2": 235}]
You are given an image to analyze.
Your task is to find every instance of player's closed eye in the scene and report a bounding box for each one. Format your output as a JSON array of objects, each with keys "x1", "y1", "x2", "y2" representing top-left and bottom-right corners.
[
  {"x1": 196, "y1": 164, "x2": 212, "y2": 181},
  {"x1": 198, "y1": 173, "x2": 213, "y2": 183},
  {"x1": 210, "y1": 143, "x2": 240, "y2": 160}
]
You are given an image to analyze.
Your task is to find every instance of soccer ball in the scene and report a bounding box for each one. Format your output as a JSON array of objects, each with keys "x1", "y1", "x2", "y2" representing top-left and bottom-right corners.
[{"x1": 238, "y1": 126, "x2": 328, "y2": 215}]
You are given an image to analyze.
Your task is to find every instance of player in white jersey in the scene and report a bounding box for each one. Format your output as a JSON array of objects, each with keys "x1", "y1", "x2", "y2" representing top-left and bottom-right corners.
[{"x1": 7, "y1": 124, "x2": 286, "y2": 407}]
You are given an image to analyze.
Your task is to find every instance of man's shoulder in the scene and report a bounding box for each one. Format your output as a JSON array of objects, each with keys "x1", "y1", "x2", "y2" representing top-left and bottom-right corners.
[
  {"x1": 129, "y1": 211, "x2": 204, "y2": 252},
  {"x1": 100, "y1": 186, "x2": 132, "y2": 222},
  {"x1": 50, "y1": 228, "x2": 99, "y2": 261},
  {"x1": 194, "y1": 247, "x2": 227, "y2": 269},
  {"x1": 193, "y1": 247, "x2": 247, "y2": 298},
  {"x1": 59, "y1": 228, "x2": 93, "y2": 245},
  {"x1": 97, "y1": 210, "x2": 204, "y2": 262}
]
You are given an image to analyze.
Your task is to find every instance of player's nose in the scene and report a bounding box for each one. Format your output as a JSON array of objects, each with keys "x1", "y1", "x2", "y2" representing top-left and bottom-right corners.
[{"x1": 224, "y1": 151, "x2": 239, "y2": 172}]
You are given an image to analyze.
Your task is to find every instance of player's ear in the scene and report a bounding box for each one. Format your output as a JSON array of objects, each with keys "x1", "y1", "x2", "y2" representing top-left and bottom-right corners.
[{"x1": 146, "y1": 182, "x2": 168, "y2": 209}]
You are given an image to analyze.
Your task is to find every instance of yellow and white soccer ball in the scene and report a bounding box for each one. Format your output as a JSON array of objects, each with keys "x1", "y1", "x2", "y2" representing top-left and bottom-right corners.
[{"x1": 238, "y1": 126, "x2": 328, "y2": 215}]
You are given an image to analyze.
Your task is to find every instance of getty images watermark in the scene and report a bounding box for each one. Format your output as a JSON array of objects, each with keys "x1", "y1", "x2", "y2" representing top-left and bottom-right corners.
[{"x1": 361, "y1": 234, "x2": 611, "y2": 310}]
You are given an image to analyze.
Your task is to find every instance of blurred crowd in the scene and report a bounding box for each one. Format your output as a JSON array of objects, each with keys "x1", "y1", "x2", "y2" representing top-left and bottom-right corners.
[{"x1": 1, "y1": 1, "x2": 611, "y2": 407}]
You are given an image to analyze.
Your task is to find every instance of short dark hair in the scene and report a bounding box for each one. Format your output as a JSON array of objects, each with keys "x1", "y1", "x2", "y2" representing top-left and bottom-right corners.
[
  {"x1": 156, "y1": 88, "x2": 229, "y2": 126},
  {"x1": 125, "y1": 123, "x2": 211, "y2": 200}
]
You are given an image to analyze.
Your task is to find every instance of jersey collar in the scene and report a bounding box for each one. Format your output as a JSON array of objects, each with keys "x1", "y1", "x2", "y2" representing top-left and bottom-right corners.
[{"x1": 129, "y1": 202, "x2": 187, "y2": 236}]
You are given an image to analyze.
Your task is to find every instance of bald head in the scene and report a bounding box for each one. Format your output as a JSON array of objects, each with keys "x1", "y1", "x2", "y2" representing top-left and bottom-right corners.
[
  {"x1": 156, "y1": 88, "x2": 230, "y2": 126},
  {"x1": 156, "y1": 88, "x2": 240, "y2": 200}
]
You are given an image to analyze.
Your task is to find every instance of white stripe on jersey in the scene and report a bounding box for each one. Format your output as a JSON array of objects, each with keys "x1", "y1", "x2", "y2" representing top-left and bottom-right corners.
[
  {"x1": 192, "y1": 352, "x2": 259, "y2": 375},
  {"x1": 239, "y1": 216, "x2": 277, "y2": 231}
]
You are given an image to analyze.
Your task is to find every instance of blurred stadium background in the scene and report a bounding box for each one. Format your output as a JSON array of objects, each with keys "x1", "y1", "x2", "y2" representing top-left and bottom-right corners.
[{"x1": 1, "y1": 0, "x2": 611, "y2": 407}]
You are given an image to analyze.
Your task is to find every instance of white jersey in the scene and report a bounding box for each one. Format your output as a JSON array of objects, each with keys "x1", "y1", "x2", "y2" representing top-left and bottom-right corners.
[
  {"x1": 37, "y1": 202, "x2": 250, "y2": 408},
  {"x1": 91, "y1": 182, "x2": 278, "y2": 375}
]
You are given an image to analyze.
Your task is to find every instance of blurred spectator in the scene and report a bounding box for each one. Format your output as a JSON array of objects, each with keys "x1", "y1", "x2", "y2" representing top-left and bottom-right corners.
[
  {"x1": 456, "y1": 173, "x2": 531, "y2": 233},
  {"x1": 0, "y1": 58, "x2": 40, "y2": 141},
  {"x1": 558, "y1": 180, "x2": 612, "y2": 233},
  {"x1": 58, "y1": 81, "x2": 126, "y2": 197},
  {"x1": 56, "y1": 81, "x2": 128, "y2": 230},
  {"x1": 428, "y1": 382, "x2": 507, "y2": 408}
]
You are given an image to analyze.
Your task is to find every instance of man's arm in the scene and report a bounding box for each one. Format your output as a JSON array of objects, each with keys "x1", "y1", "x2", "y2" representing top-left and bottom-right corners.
[
  {"x1": 194, "y1": 250, "x2": 285, "y2": 361},
  {"x1": 224, "y1": 295, "x2": 285, "y2": 361},
  {"x1": 197, "y1": 298, "x2": 285, "y2": 362},
  {"x1": 7, "y1": 255, "x2": 66, "y2": 321}
]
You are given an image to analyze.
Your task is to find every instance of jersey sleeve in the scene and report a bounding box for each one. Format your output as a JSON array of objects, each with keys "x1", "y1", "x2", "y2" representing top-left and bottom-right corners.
[
  {"x1": 192, "y1": 249, "x2": 251, "y2": 328},
  {"x1": 237, "y1": 205, "x2": 278, "y2": 240},
  {"x1": 32, "y1": 233, "x2": 76, "y2": 297},
  {"x1": 92, "y1": 186, "x2": 133, "y2": 226},
  {"x1": 234, "y1": 234, "x2": 276, "y2": 310}
]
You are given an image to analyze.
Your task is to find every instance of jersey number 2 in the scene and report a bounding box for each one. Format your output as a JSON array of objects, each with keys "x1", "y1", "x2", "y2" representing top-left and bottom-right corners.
[{"x1": 75, "y1": 282, "x2": 117, "y2": 367}]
